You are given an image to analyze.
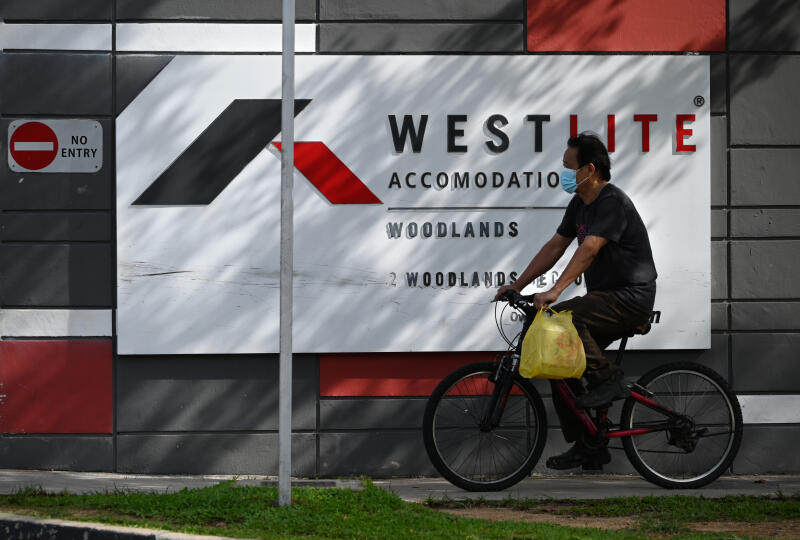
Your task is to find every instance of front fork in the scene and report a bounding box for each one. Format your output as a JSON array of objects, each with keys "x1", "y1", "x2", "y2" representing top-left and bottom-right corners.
[{"x1": 480, "y1": 353, "x2": 519, "y2": 431}]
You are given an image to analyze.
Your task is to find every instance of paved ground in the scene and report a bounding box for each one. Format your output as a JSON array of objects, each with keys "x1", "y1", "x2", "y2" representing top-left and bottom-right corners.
[
  {"x1": 375, "y1": 474, "x2": 800, "y2": 502},
  {"x1": 0, "y1": 469, "x2": 798, "y2": 502},
  {"x1": 0, "y1": 470, "x2": 357, "y2": 495}
]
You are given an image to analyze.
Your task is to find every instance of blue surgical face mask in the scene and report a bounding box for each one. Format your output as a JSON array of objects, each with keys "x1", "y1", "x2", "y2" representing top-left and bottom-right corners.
[{"x1": 560, "y1": 166, "x2": 589, "y2": 194}]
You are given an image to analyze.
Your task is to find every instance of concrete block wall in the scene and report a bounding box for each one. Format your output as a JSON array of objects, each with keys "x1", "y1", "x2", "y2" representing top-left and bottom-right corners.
[{"x1": 1, "y1": 0, "x2": 798, "y2": 476}]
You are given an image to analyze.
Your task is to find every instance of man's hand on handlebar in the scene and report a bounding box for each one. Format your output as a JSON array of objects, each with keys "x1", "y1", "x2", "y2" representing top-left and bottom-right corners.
[
  {"x1": 492, "y1": 283, "x2": 521, "y2": 302},
  {"x1": 493, "y1": 283, "x2": 562, "y2": 310}
]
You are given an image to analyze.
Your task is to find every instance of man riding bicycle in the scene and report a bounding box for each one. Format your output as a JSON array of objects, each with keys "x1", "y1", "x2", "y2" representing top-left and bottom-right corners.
[{"x1": 494, "y1": 132, "x2": 657, "y2": 471}]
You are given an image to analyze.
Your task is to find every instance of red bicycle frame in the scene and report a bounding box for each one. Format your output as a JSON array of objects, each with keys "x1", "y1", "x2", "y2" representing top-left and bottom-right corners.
[{"x1": 553, "y1": 379, "x2": 682, "y2": 439}]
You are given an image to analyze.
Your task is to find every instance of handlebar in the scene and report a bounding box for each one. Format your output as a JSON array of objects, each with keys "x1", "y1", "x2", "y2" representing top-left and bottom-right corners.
[{"x1": 496, "y1": 289, "x2": 538, "y2": 314}]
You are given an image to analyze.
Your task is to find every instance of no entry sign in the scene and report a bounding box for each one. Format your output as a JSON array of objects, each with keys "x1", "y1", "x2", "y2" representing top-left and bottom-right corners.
[
  {"x1": 8, "y1": 119, "x2": 103, "y2": 173},
  {"x1": 9, "y1": 122, "x2": 59, "y2": 170}
]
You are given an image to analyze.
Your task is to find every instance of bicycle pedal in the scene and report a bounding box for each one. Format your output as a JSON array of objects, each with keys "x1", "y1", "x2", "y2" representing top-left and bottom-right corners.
[{"x1": 581, "y1": 463, "x2": 604, "y2": 471}]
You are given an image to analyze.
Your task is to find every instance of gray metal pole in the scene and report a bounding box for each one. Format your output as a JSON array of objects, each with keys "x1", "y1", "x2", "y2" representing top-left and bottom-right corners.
[{"x1": 278, "y1": 0, "x2": 295, "y2": 507}]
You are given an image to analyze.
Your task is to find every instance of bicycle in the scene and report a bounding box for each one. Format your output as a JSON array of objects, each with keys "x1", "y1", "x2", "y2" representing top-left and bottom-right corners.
[{"x1": 422, "y1": 291, "x2": 743, "y2": 491}]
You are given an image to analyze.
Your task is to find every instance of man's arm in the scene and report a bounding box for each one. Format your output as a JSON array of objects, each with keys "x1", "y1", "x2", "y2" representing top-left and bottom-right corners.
[
  {"x1": 493, "y1": 233, "x2": 572, "y2": 301},
  {"x1": 532, "y1": 235, "x2": 607, "y2": 308}
]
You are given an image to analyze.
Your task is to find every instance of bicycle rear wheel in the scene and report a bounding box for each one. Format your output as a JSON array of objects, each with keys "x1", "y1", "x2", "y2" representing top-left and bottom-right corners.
[
  {"x1": 621, "y1": 361, "x2": 743, "y2": 489},
  {"x1": 423, "y1": 361, "x2": 547, "y2": 491}
]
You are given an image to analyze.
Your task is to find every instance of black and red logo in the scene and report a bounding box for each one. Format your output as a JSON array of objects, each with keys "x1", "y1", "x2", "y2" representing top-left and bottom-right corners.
[{"x1": 133, "y1": 99, "x2": 381, "y2": 206}]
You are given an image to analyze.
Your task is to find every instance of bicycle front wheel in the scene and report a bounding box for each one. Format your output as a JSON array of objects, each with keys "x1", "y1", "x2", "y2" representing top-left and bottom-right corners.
[
  {"x1": 422, "y1": 361, "x2": 548, "y2": 491},
  {"x1": 621, "y1": 361, "x2": 743, "y2": 489}
]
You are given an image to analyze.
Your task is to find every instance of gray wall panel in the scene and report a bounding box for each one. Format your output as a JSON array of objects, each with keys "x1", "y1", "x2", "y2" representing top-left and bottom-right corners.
[
  {"x1": 732, "y1": 333, "x2": 800, "y2": 391},
  {"x1": 733, "y1": 426, "x2": 800, "y2": 474},
  {"x1": 730, "y1": 55, "x2": 800, "y2": 145},
  {"x1": 319, "y1": 431, "x2": 435, "y2": 476},
  {"x1": 612, "y1": 334, "x2": 730, "y2": 381},
  {"x1": 732, "y1": 302, "x2": 800, "y2": 330},
  {"x1": 0, "y1": 119, "x2": 112, "y2": 210},
  {"x1": 117, "y1": 355, "x2": 317, "y2": 431},
  {"x1": 0, "y1": 436, "x2": 113, "y2": 471},
  {"x1": 321, "y1": 0, "x2": 522, "y2": 21},
  {"x1": 0, "y1": 53, "x2": 111, "y2": 116},
  {"x1": 731, "y1": 209, "x2": 800, "y2": 237},
  {"x1": 0, "y1": 172, "x2": 111, "y2": 210},
  {"x1": 320, "y1": 23, "x2": 523, "y2": 53},
  {"x1": 117, "y1": 433, "x2": 315, "y2": 475},
  {"x1": 0, "y1": 213, "x2": 111, "y2": 241},
  {"x1": 319, "y1": 397, "x2": 562, "y2": 431},
  {"x1": 731, "y1": 149, "x2": 800, "y2": 206},
  {"x1": 0, "y1": 0, "x2": 112, "y2": 21},
  {"x1": 710, "y1": 55, "x2": 726, "y2": 114},
  {"x1": 711, "y1": 209, "x2": 728, "y2": 238},
  {"x1": 0, "y1": 244, "x2": 112, "y2": 306},
  {"x1": 711, "y1": 302, "x2": 729, "y2": 331},
  {"x1": 729, "y1": 0, "x2": 800, "y2": 52},
  {"x1": 711, "y1": 241, "x2": 728, "y2": 300},
  {"x1": 320, "y1": 398, "x2": 426, "y2": 430},
  {"x1": 710, "y1": 116, "x2": 727, "y2": 207},
  {"x1": 116, "y1": 0, "x2": 316, "y2": 21},
  {"x1": 731, "y1": 241, "x2": 800, "y2": 299}
]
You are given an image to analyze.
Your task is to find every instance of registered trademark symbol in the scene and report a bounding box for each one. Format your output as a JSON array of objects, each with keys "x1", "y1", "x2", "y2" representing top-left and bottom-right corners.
[{"x1": 693, "y1": 95, "x2": 705, "y2": 107}]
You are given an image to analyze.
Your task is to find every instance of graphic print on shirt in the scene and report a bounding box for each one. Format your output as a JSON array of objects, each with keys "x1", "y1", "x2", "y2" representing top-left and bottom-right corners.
[{"x1": 576, "y1": 223, "x2": 588, "y2": 245}]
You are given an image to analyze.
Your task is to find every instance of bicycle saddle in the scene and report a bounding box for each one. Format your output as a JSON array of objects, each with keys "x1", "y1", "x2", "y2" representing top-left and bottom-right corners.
[{"x1": 628, "y1": 322, "x2": 651, "y2": 337}]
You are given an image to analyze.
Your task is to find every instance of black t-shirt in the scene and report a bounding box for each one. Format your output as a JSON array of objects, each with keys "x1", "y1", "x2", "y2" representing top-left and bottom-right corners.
[{"x1": 556, "y1": 183, "x2": 657, "y2": 314}]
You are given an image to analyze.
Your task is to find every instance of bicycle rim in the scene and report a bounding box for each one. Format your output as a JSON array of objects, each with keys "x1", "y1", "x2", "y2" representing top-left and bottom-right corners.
[
  {"x1": 430, "y1": 368, "x2": 543, "y2": 487},
  {"x1": 625, "y1": 369, "x2": 738, "y2": 485}
]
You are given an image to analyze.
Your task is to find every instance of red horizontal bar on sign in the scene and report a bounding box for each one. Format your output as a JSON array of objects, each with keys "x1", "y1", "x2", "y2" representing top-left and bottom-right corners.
[
  {"x1": 0, "y1": 340, "x2": 112, "y2": 434},
  {"x1": 273, "y1": 142, "x2": 382, "y2": 204},
  {"x1": 527, "y1": 0, "x2": 725, "y2": 52},
  {"x1": 320, "y1": 352, "x2": 502, "y2": 397}
]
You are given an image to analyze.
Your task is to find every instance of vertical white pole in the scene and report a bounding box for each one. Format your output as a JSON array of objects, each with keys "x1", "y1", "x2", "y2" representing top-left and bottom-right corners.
[{"x1": 278, "y1": 0, "x2": 295, "y2": 508}]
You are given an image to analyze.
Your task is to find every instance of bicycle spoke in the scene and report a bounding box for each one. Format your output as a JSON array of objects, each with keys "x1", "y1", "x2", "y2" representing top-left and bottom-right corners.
[
  {"x1": 490, "y1": 435, "x2": 522, "y2": 469},
  {"x1": 487, "y1": 437, "x2": 501, "y2": 478},
  {"x1": 453, "y1": 438, "x2": 480, "y2": 475},
  {"x1": 494, "y1": 432, "x2": 527, "y2": 461},
  {"x1": 698, "y1": 430, "x2": 735, "y2": 438},
  {"x1": 634, "y1": 448, "x2": 691, "y2": 455},
  {"x1": 475, "y1": 434, "x2": 484, "y2": 480},
  {"x1": 439, "y1": 398, "x2": 478, "y2": 426}
]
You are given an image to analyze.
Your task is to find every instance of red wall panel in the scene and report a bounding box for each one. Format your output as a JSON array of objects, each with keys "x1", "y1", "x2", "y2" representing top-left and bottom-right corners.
[
  {"x1": 0, "y1": 340, "x2": 112, "y2": 433},
  {"x1": 320, "y1": 352, "x2": 499, "y2": 397},
  {"x1": 527, "y1": 0, "x2": 725, "y2": 52}
]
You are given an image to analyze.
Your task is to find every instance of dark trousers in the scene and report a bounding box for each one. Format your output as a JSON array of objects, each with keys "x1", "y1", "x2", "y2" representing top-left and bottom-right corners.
[{"x1": 547, "y1": 290, "x2": 651, "y2": 443}]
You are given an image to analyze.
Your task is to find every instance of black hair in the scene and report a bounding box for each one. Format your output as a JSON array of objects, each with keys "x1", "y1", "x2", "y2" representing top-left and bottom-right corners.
[{"x1": 567, "y1": 131, "x2": 611, "y2": 181}]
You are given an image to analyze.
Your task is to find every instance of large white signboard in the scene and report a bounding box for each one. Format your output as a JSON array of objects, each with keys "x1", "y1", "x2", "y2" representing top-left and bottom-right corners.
[{"x1": 117, "y1": 55, "x2": 710, "y2": 354}]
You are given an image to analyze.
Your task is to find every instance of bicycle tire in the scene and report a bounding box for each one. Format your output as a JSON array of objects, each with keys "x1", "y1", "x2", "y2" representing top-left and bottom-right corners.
[
  {"x1": 620, "y1": 361, "x2": 743, "y2": 489},
  {"x1": 423, "y1": 361, "x2": 548, "y2": 491}
]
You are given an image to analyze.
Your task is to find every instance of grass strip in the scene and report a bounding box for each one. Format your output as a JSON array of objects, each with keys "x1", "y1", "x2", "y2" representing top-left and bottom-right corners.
[{"x1": 0, "y1": 480, "x2": 643, "y2": 540}]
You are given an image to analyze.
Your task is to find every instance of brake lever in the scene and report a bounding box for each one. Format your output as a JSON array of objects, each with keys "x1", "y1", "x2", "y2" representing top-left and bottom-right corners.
[{"x1": 498, "y1": 290, "x2": 521, "y2": 307}]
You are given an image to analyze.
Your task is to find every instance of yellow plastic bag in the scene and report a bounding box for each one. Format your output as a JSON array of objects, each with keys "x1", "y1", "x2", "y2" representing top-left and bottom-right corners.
[{"x1": 519, "y1": 308, "x2": 586, "y2": 379}]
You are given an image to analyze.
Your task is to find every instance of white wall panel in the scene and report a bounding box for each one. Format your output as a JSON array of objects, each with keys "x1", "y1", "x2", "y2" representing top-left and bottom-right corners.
[
  {"x1": 740, "y1": 395, "x2": 800, "y2": 424},
  {"x1": 0, "y1": 309, "x2": 111, "y2": 337},
  {"x1": 116, "y1": 23, "x2": 316, "y2": 53},
  {"x1": 0, "y1": 22, "x2": 111, "y2": 51}
]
